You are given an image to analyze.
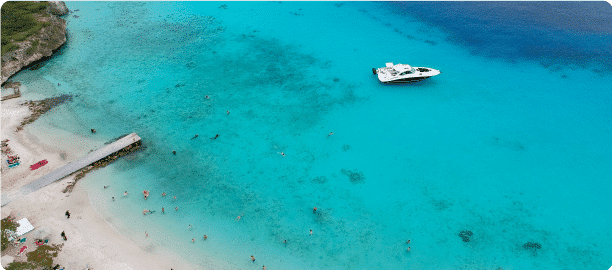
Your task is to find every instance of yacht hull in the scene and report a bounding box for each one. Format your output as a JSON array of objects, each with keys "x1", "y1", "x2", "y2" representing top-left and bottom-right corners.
[{"x1": 381, "y1": 76, "x2": 431, "y2": 83}]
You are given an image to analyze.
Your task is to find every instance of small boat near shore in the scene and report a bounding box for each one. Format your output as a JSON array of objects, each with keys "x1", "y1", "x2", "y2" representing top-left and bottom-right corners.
[{"x1": 373, "y1": 62, "x2": 441, "y2": 83}]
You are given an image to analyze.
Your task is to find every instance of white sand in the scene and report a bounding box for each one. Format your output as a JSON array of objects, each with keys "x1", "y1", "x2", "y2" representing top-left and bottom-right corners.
[{"x1": 1, "y1": 96, "x2": 197, "y2": 269}]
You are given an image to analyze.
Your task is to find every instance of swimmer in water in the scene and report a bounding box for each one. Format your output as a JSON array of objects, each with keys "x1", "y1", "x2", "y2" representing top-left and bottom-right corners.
[
  {"x1": 203, "y1": 235, "x2": 208, "y2": 240},
  {"x1": 406, "y1": 240, "x2": 411, "y2": 244},
  {"x1": 327, "y1": 132, "x2": 333, "y2": 137},
  {"x1": 313, "y1": 207, "x2": 317, "y2": 213},
  {"x1": 210, "y1": 134, "x2": 219, "y2": 140},
  {"x1": 162, "y1": 192, "x2": 167, "y2": 197},
  {"x1": 124, "y1": 191, "x2": 128, "y2": 197},
  {"x1": 191, "y1": 134, "x2": 199, "y2": 140},
  {"x1": 175, "y1": 207, "x2": 178, "y2": 211},
  {"x1": 236, "y1": 215, "x2": 241, "y2": 221},
  {"x1": 310, "y1": 229, "x2": 313, "y2": 236}
]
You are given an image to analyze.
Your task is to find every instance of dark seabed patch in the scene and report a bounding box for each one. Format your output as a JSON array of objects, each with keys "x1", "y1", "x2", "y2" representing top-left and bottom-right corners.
[
  {"x1": 492, "y1": 137, "x2": 526, "y2": 151},
  {"x1": 388, "y1": 2, "x2": 612, "y2": 73},
  {"x1": 341, "y1": 169, "x2": 365, "y2": 184},
  {"x1": 311, "y1": 176, "x2": 329, "y2": 184},
  {"x1": 341, "y1": 144, "x2": 351, "y2": 151}
]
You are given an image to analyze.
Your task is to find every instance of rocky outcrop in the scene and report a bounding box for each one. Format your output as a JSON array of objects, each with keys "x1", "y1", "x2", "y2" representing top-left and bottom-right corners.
[
  {"x1": 1, "y1": 2, "x2": 68, "y2": 85},
  {"x1": 48, "y1": 1, "x2": 69, "y2": 16}
]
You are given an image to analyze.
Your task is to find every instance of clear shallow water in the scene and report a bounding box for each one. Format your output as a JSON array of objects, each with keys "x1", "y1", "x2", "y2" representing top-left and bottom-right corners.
[{"x1": 9, "y1": 2, "x2": 612, "y2": 269}]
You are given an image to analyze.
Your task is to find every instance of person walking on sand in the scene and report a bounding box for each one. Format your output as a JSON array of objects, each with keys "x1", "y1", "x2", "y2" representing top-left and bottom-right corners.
[
  {"x1": 65, "y1": 211, "x2": 70, "y2": 219},
  {"x1": 61, "y1": 231, "x2": 67, "y2": 241}
]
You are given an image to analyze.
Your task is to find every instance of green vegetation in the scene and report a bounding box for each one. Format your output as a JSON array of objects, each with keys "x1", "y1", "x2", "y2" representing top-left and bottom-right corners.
[
  {"x1": 25, "y1": 39, "x2": 39, "y2": 55},
  {"x1": 1, "y1": 217, "x2": 18, "y2": 251},
  {"x1": 5, "y1": 244, "x2": 63, "y2": 270},
  {"x1": 1, "y1": 1, "x2": 50, "y2": 55}
]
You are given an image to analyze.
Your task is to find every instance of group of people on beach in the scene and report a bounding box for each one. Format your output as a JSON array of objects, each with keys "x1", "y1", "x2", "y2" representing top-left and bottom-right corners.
[{"x1": 2, "y1": 140, "x2": 21, "y2": 168}]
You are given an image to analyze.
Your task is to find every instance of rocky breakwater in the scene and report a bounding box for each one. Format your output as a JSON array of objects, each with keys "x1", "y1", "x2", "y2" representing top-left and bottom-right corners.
[{"x1": 1, "y1": 1, "x2": 69, "y2": 85}]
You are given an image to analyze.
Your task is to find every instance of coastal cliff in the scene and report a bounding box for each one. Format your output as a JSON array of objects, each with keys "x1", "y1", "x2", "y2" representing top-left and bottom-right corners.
[{"x1": 1, "y1": 1, "x2": 68, "y2": 85}]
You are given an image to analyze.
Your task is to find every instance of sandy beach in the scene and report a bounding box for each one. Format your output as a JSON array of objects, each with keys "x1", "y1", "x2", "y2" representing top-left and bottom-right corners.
[{"x1": 1, "y1": 92, "x2": 195, "y2": 269}]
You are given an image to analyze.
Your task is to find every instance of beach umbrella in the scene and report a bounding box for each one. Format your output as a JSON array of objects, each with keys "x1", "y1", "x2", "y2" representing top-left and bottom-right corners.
[
  {"x1": 33, "y1": 226, "x2": 52, "y2": 240},
  {"x1": 1, "y1": 255, "x2": 14, "y2": 268}
]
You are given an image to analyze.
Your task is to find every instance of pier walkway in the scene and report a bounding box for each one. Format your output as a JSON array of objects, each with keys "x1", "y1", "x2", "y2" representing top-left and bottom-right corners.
[{"x1": 1, "y1": 133, "x2": 141, "y2": 206}]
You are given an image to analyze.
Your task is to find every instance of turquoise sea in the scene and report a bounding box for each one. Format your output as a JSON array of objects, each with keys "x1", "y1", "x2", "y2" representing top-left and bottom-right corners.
[{"x1": 9, "y1": 2, "x2": 612, "y2": 269}]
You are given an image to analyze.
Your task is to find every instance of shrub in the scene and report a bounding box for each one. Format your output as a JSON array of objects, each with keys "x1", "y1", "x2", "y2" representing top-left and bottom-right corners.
[
  {"x1": 1, "y1": 1, "x2": 51, "y2": 54},
  {"x1": 1, "y1": 217, "x2": 19, "y2": 251}
]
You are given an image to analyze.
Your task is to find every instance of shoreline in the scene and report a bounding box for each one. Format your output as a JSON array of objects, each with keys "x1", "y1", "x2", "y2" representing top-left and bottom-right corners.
[{"x1": 1, "y1": 85, "x2": 197, "y2": 269}]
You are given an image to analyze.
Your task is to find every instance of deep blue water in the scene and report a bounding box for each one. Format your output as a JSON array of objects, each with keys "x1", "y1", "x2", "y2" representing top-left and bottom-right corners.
[
  {"x1": 8, "y1": 2, "x2": 612, "y2": 269},
  {"x1": 392, "y1": 2, "x2": 612, "y2": 71}
]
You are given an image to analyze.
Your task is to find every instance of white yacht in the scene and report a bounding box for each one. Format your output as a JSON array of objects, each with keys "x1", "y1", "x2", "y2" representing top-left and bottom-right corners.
[{"x1": 373, "y1": 62, "x2": 441, "y2": 83}]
